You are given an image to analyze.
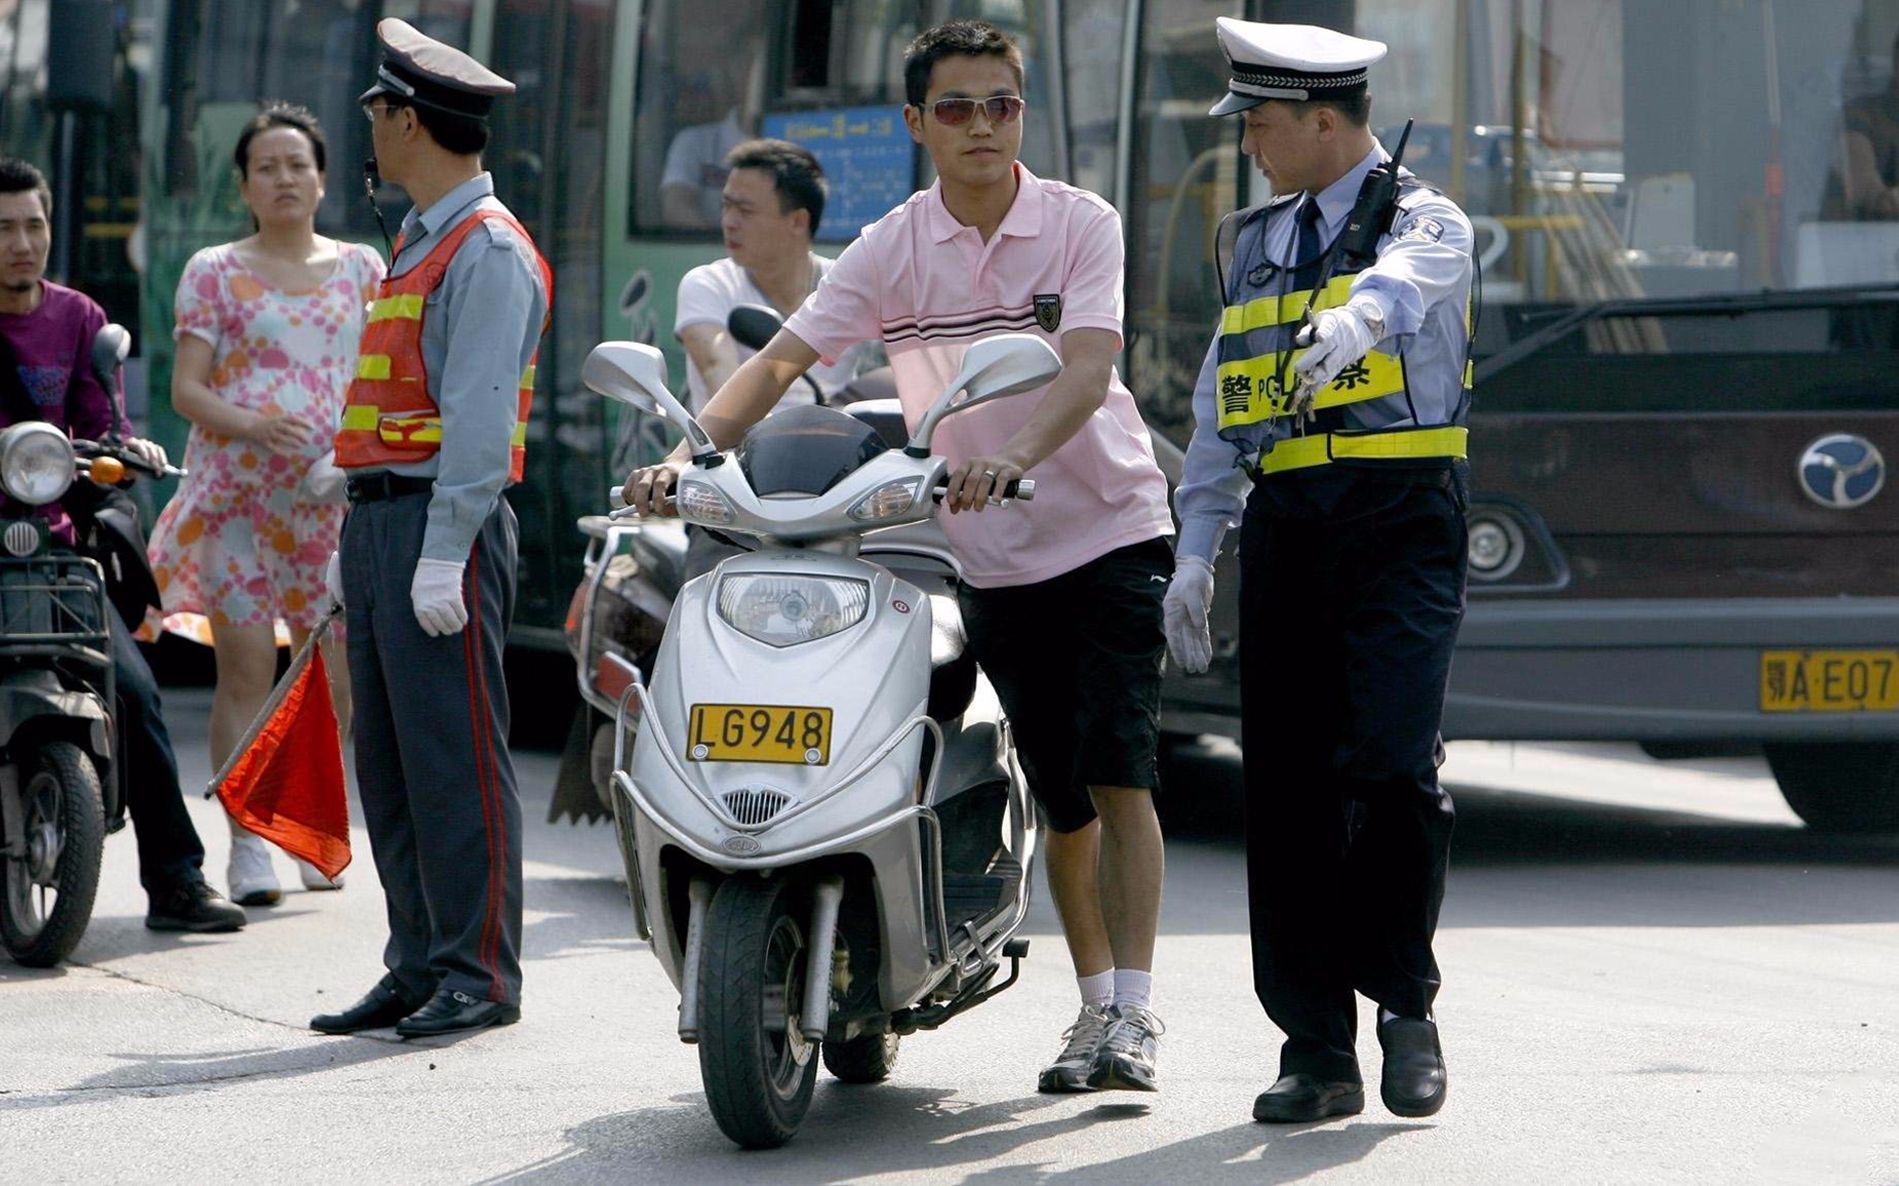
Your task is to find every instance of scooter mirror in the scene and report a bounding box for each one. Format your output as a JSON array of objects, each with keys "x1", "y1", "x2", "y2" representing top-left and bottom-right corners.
[
  {"x1": 907, "y1": 333, "x2": 1063, "y2": 453},
  {"x1": 90, "y1": 323, "x2": 131, "y2": 390},
  {"x1": 582, "y1": 341, "x2": 721, "y2": 461},
  {"x1": 726, "y1": 303, "x2": 783, "y2": 352}
]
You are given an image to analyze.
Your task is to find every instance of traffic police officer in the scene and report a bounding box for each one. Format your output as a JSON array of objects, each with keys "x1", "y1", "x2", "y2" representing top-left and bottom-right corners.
[
  {"x1": 310, "y1": 19, "x2": 551, "y2": 1038},
  {"x1": 1165, "y1": 19, "x2": 1473, "y2": 1123}
]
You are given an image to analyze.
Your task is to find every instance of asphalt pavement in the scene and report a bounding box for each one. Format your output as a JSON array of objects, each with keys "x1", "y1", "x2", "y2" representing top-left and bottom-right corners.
[{"x1": 6, "y1": 689, "x2": 1899, "y2": 1184}]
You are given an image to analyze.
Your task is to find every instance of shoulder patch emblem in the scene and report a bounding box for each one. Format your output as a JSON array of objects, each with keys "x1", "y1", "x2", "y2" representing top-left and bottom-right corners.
[
  {"x1": 1397, "y1": 217, "x2": 1445, "y2": 244},
  {"x1": 1033, "y1": 292, "x2": 1062, "y2": 333}
]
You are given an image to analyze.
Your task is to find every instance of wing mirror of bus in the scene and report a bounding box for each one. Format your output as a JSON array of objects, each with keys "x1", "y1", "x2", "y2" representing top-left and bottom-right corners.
[
  {"x1": 906, "y1": 334, "x2": 1063, "y2": 454},
  {"x1": 726, "y1": 303, "x2": 783, "y2": 352},
  {"x1": 90, "y1": 323, "x2": 131, "y2": 390},
  {"x1": 582, "y1": 341, "x2": 720, "y2": 462}
]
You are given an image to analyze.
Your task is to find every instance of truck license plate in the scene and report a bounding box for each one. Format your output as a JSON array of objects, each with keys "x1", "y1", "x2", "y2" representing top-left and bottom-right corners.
[
  {"x1": 688, "y1": 703, "x2": 833, "y2": 765},
  {"x1": 1760, "y1": 650, "x2": 1899, "y2": 713}
]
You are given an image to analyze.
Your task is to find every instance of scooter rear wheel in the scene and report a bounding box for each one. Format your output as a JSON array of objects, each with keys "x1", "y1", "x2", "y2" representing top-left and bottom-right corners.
[
  {"x1": 822, "y1": 1030, "x2": 901, "y2": 1083},
  {"x1": 1, "y1": 741, "x2": 104, "y2": 967},
  {"x1": 698, "y1": 874, "x2": 819, "y2": 1148}
]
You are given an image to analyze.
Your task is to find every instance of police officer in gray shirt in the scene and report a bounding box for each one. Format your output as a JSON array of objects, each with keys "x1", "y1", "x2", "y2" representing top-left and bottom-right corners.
[
  {"x1": 311, "y1": 19, "x2": 550, "y2": 1039},
  {"x1": 1166, "y1": 19, "x2": 1473, "y2": 1124}
]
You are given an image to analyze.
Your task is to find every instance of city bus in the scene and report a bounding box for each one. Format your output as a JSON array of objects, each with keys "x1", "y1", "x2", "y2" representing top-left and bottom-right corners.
[{"x1": 16, "y1": 0, "x2": 1897, "y2": 828}]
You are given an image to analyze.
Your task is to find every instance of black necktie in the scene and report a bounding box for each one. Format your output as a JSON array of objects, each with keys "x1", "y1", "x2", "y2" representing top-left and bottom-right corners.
[{"x1": 1291, "y1": 197, "x2": 1327, "y2": 291}]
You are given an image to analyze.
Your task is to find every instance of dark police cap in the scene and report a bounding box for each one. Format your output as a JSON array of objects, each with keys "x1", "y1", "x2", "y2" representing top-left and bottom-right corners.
[{"x1": 358, "y1": 18, "x2": 515, "y2": 119}]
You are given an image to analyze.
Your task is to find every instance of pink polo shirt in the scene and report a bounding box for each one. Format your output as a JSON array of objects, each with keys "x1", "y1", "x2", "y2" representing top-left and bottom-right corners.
[{"x1": 784, "y1": 165, "x2": 1173, "y2": 588}]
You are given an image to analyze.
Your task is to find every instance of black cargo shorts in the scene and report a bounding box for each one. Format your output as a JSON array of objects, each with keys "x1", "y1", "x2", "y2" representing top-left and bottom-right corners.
[{"x1": 956, "y1": 536, "x2": 1172, "y2": 833}]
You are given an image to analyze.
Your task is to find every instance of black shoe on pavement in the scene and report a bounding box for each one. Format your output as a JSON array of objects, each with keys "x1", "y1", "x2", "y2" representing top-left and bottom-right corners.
[
  {"x1": 144, "y1": 881, "x2": 246, "y2": 933},
  {"x1": 1377, "y1": 1015, "x2": 1447, "y2": 1118},
  {"x1": 1252, "y1": 1073, "x2": 1366, "y2": 1123},
  {"x1": 311, "y1": 982, "x2": 429, "y2": 1035},
  {"x1": 395, "y1": 988, "x2": 520, "y2": 1038}
]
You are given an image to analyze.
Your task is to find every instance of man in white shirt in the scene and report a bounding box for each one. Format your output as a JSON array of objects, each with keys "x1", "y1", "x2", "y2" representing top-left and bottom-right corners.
[{"x1": 673, "y1": 139, "x2": 865, "y2": 412}]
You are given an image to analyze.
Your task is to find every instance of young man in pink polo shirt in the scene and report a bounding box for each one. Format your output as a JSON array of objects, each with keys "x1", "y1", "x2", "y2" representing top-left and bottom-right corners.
[{"x1": 623, "y1": 20, "x2": 1174, "y2": 1094}]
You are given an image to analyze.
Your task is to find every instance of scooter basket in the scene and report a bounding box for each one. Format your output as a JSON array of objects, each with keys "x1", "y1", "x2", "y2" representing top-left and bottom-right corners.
[{"x1": 0, "y1": 554, "x2": 108, "y2": 645}]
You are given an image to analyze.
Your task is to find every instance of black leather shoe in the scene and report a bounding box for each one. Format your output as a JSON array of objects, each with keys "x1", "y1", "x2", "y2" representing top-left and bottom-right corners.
[
  {"x1": 145, "y1": 881, "x2": 246, "y2": 933},
  {"x1": 395, "y1": 988, "x2": 520, "y2": 1038},
  {"x1": 1377, "y1": 1015, "x2": 1447, "y2": 1118},
  {"x1": 1252, "y1": 1073, "x2": 1365, "y2": 1123},
  {"x1": 311, "y1": 983, "x2": 428, "y2": 1034}
]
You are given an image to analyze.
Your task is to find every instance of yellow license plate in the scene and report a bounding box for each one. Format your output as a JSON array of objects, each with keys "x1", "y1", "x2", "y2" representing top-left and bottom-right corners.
[
  {"x1": 688, "y1": 704, "x2": 833, "y2": 765},
  {"x1": 1760, "y1": 651, "x2": 1899, "y2": 713}
]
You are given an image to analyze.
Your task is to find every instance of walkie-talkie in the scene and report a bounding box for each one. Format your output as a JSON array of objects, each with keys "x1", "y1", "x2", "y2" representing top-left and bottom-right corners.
[{"x1": 1335, "y1": 118, "x2": 1413, "y2": 270}]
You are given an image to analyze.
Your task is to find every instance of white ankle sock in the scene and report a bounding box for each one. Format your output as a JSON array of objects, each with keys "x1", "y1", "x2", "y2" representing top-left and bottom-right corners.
[
  {"x1": 1111, "y1": 968, "x2": 1153, "y2": 1011},
  {"x1": 1077, "y1": 969, "x2": 1114, "y2": 1009}
]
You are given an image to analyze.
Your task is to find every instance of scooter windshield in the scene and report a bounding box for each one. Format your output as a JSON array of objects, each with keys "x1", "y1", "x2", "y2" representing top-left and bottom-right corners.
[{"x1": 736, "y1": 405, "x2": 890, "y2": 498}]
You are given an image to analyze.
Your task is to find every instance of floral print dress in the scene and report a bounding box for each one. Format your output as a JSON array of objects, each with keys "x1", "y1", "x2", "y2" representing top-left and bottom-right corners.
[{"x1": 148, "y1": 241, "x2": 386, "y2": 633}]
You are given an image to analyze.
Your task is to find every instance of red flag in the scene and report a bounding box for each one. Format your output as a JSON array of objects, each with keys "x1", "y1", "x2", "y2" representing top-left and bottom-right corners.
[{"x1": 213, "y1": 637, "x2": 351, "y2": 880}]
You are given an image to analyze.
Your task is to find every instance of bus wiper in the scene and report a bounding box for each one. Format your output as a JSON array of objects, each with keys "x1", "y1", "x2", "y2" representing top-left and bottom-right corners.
[{"x1": 1474, "y1": 281, "x2": 1899, "y2": 387}]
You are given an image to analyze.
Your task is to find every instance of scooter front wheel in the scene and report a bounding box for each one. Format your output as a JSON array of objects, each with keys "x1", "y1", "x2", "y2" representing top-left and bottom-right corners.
[
  {"x1": 698, "y1": 874, "x2": 819, "y2": 1148},
  {"x1": 1, "y1": 741, "x2": 104, "y2": 967}
]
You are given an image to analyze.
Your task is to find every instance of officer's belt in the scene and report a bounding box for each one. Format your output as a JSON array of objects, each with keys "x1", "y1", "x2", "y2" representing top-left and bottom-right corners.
[
  {"x1": 1255, "y1": 426, "x2": 1468, "y2": 477},
  {"x1": 345, "y1": 473, "x2": 435, "y2": 504}
]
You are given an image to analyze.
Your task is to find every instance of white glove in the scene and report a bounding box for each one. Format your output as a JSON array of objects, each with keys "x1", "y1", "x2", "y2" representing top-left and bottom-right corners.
[
  {"x1": 301, "y1": 455, "x2": 348, "y2": 504},
  {"x1": 1290, "y1": 298, "x2": 1383, "y2": 415},
  {"x1": 411, "y1": 558, "x2": 468, "y2": 637},
  {"x1": 1162, "y1": 555, "x2": 1215, "y2": 675},
  {"x1": 324, "y1": 551, "x2": 344, "y2": 610}
]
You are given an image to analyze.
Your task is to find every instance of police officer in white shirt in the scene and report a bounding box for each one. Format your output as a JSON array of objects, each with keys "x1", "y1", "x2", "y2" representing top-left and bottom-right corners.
[{"x1": 1166, "y1": 18, "x2": 1474, "y2": 1124}]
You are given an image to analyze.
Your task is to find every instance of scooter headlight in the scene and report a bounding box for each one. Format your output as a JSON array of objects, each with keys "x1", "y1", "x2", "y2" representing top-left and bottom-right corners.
[
  {"x1": 717, "y1": 574, "x2": 869, "y2": 647},
  {"x1": 848, "y1": 477, "x2": 922, "y2": 523},
  {"x1": 676, "y1": 479, "x2": 736, "y2": 526},
  {"x1": 0, "y1": 423, "x2": 75, "y2": 506}
]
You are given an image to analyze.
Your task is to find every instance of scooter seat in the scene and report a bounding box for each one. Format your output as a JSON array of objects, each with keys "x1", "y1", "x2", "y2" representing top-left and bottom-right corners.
[{"x1": 927, "y1": 593, "x2": 977, "y2": 722}]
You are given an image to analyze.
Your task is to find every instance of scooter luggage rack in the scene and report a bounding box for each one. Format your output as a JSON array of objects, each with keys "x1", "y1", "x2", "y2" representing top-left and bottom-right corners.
[{"x1": 0, "y1": 555, "x2": 112, "y2": 670}]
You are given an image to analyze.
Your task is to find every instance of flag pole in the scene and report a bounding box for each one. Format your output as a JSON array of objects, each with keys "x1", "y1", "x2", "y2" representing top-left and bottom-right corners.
[{"x1": 203, "y1": 605, "x2": 343, "y2": 799}]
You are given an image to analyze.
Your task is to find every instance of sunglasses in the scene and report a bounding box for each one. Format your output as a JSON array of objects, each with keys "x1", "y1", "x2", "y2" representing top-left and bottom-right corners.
[
  {"x1": 361, "y1": 101, "x2": 402, "y2": 123},
  {"x1": 920, "y1": 95, "x2": 1025, "y2": 127}
]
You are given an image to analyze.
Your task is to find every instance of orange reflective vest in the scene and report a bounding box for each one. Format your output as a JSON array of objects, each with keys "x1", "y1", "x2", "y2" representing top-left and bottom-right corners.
[{"x1": 335, "y1": 209, "x2": 552, "y2": 481}]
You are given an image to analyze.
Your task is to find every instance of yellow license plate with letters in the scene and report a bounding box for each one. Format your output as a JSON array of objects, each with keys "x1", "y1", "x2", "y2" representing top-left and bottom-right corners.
[
  {"x1": 688, "y1": 704, "x2": 833, "y2": 765},
  {"x1": 1760, "y1": 650, "x2": 1899, "y2": 713}
]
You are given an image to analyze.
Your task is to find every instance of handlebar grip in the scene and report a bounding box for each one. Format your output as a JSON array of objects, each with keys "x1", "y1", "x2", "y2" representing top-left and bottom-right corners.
[{"x1": 1004, "y1": 478, "x2": 1034, "y2": 502}]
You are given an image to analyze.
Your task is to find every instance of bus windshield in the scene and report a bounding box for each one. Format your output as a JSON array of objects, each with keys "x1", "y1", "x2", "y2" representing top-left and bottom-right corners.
[{"x1": 1367, "y1": 0, "x2": 1889, "y2": 305}]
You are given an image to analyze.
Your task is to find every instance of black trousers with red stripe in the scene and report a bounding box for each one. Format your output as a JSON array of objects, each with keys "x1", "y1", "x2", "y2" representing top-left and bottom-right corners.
[{"x1": 341, "y1": 491, "x2": 522, "y2": 1006}]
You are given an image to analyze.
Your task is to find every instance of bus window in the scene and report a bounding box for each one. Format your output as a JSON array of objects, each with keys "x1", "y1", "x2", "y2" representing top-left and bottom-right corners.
[
  {"x1": 158, "y1": 0, "x2": 470, "y2": 236},
  {"x1": 1124, "y1": 0, "x2": 1240, "y2": 451},
  {"x1": 1348, "y1": 0, "x2": 1899, "y2": 356},
  {"x1": 631, "y1": 0, "x2": 927, "y2": 237},
  {"x1": 1061, "y1": 0, "x2": 1130, "y2": 202}
]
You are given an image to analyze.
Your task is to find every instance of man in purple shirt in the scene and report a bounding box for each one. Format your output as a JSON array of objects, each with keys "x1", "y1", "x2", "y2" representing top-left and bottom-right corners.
[{"x1": 0, "y1": 158, "x2": 244, "y2": 933}]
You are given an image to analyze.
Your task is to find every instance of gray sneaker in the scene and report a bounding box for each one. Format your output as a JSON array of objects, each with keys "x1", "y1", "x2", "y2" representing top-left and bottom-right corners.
[
  {"x1": 1088, "y1": 1004, "x2": 1164, "y2": 1092},
  {"x1": 1038, "y1": 1004, "x2": 1112, "y2": 1093}
]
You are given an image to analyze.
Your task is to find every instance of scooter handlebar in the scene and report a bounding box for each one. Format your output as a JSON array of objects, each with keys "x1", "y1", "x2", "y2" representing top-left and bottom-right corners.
[{"x1": 930, "y1": 477, "x2": 1034, "y2": 503}]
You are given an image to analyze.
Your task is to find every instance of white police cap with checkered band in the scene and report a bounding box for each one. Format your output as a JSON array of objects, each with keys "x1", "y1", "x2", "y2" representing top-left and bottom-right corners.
[{"x1": 1209, "y1": 17, "x2": 1387, "y2": 117}]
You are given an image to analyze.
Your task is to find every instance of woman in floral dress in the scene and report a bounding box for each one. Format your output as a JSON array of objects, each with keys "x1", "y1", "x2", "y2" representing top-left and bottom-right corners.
[{"x1": 148, "y1": 103, "x2": 385, "y2": 905}]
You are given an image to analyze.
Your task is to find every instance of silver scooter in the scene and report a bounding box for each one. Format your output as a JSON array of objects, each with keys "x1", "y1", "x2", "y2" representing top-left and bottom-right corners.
[{"x1": 581, "y1": 334, "x2": 1059, "y2": 1149}]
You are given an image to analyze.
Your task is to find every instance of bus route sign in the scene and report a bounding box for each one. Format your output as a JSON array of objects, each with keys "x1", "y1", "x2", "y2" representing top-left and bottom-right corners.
[{"x1": 762, "y1": 106, "x2": 916, "y2": 242}]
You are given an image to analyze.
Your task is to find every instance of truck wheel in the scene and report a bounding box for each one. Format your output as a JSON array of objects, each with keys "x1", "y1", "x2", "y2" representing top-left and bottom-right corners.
[
  {"x1": 1764, "y1": 742, "x2": 1899, "y2": 834},
  {"x1": 822, "y1": 1031, "x2": 900, "y2": 1083},
  {"x1": 698, "y1": 875, "x2": 818, "y2": 1148},
  {"x1": 2, "y1": 742, "x2": 105, "y2": 967}
]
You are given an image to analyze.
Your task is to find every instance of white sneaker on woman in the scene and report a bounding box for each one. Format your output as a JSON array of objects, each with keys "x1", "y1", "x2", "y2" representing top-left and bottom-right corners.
[
  {"x1": 297, "y1": 858, "x2": 345, "y2": 891},
  {"x1": 226, "y1": 827, "x2": 282, "y2": 907}
]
